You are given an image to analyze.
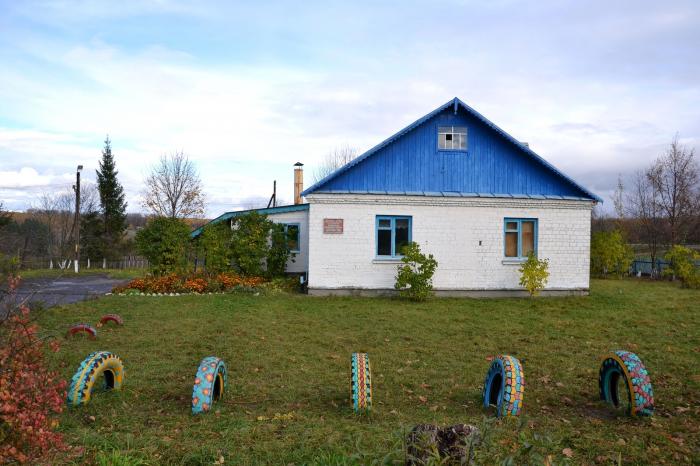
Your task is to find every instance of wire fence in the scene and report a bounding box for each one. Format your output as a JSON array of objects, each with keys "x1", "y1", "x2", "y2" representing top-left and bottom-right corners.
[{"x1": 631, "y1": 259, "x2": 700, "y2": 277}]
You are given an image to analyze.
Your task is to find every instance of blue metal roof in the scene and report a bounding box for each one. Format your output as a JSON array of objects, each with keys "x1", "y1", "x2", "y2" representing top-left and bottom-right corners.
[
  {"x1": 190, "y1": 204, "x2": 309, "y2": 239},
  {"x1": 302, "y1": 97, "x2": 602, "y2": 202}
]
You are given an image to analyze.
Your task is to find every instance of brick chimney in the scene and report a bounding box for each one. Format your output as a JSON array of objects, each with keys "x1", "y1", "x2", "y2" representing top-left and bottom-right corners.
[{"x1": 294, "y1": 162, "x2": 304, "y2": 205}]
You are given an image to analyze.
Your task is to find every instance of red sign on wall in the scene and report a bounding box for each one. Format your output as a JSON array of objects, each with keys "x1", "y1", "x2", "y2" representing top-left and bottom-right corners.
[{"x1": 323, "y1": 218, "x2": 344, "y2": 234}]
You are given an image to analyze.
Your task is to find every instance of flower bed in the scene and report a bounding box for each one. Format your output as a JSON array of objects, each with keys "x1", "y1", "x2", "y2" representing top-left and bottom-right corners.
[{"x1": 112, "y1": 272, "x2": 266, "y2": 295}]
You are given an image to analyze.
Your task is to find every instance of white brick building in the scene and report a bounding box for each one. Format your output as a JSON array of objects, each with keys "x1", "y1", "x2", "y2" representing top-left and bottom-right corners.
[{"x1": 197, "y1": 98, "x2": 600, "y2": 296}]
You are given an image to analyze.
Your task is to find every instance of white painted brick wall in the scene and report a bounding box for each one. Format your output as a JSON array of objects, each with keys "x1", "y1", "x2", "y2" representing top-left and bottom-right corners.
[{"x1": 306, "y1": 194, "x2": 592, "y2": 291}]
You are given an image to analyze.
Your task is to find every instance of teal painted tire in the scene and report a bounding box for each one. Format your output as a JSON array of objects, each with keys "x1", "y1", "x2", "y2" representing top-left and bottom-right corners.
[
  {"x1": 599, "y1": 350, "x2": 654, "y2": 416},
  {"x1": 483, "y1": 355, "x2": 524, "y2": 417},
  {"x1": 67, "y1": 351, "x2": 124, "y2": 407},
  {"x1": 351, "y1": 353, "x2": 372, "y2": 412},
  {"x1": 192, "y1": 357, "x2": 227, "y2": 414}
]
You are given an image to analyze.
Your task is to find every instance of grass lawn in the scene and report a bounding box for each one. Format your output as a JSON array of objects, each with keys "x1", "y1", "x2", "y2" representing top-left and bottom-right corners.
[{"x1": 38, "y1": 279, "x2": 699, "y2": 465}]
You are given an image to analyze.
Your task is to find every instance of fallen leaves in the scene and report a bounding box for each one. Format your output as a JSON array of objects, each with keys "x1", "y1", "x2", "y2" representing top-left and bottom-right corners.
[{"x1": 562, "y1": 447, "x2": 573, "y2": 458}]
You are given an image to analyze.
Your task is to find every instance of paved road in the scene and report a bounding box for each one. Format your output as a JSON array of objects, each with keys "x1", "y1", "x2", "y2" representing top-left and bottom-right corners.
[{"x1": 11, "y1": 275, "x2": 127, "y2": 307}]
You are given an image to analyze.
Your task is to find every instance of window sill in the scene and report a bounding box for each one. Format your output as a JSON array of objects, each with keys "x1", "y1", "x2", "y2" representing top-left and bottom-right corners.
[
  {"x1": 437, "y1": 149, "x2": 468, "y2": 153},
  {"x1": 502, "y1": 258, "x2": 527, "y2": 265},
  {"x1": 372, "y1": 258, "x2": 403, "y2": 264}
]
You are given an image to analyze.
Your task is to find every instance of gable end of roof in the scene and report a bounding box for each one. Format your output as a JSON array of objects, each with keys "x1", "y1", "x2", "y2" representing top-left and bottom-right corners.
[{"x1": 302, "y1": 97, "x2": 602, "y2": 202}]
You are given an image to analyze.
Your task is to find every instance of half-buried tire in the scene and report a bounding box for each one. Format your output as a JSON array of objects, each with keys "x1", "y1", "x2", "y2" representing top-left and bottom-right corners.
[
  {"x1": 483, "y1": 355, "x2": 524, "y2": 417},
  {"x1": 351, "y1": 352, "x2": 372, "y2": 412},
  {"x1": 192, "y1": 356, "x2": 227, "y2": 414},
  {"x1": 67, "y1": 351, "x2": 124, "y2": 407},
  {"x1": 99, "y1": 314, "x2": 123, "y2": 326},
  {"x1": 66, "y1": 323, "x2": 97, "y2": 339},
  {"x1": 599, "y1": 350, "x2": 654, "y2": 416}
]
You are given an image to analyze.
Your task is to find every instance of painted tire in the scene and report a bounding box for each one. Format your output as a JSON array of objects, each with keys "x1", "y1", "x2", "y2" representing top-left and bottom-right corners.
[
  {"x1": 192, "y1": 357, "x2": 227, "y2": 414},
  {"x1": 99, "y1": 314, "x2": 123, "y2": 326},
  {"x1": 599, "y1": 350, "x2": 654, "y2": 416},
  {"x1": 66, "y1": 323, "x2": 97, "y2": 339},
  {"x1": 483, "y1": 355, "x2": 524, "y2": 417},
  {"x1": 67, "y1": 351, "x2": 124, "y2": 407},
  {"x1": 351, "y1": 353, "x2": 372, "y2": 412}
]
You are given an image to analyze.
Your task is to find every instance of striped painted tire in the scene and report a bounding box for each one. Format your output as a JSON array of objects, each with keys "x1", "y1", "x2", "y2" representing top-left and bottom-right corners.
[
  {"x1": 67, "y1": 351, "x2": 124, "y2": 407},
  {"x1": 99, "y1": 314, "x2": 123, "y2": 326},
  {"x1": 66, "y1": 323, "x2": 97, "y2": 339},
  {"x1": 599, "y1": 350, "x2": 654, "y2": 416},
  {"x1": 192, "y1": 357, "x2": 227, "y2": 414},
  {"x1": 351, "y1": 353, "x2": 372, "y2": 412},
  {"x1": 483, "y1": 355, "x2": 524, "y2": 417}
]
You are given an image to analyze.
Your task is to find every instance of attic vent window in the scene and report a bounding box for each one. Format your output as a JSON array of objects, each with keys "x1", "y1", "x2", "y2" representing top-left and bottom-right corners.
[{"x1": 438, "y1": 126, "x2": 467, "y2": 150}]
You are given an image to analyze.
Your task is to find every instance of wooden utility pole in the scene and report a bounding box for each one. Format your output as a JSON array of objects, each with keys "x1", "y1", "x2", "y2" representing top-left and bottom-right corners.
[{"x1": 73, "y1": 165, "x2": 83, "y2": 273}]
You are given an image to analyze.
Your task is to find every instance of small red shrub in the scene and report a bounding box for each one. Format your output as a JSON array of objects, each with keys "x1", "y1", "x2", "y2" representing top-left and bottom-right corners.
[
  {"x1": 113, "y1": 272, "x2": 267, "y2": 294},
  {"x1": 0, "y1": 279, "x2": 67, "y2": 463}
]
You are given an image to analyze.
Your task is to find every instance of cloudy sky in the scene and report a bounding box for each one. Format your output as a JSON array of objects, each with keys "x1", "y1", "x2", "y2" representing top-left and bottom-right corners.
[{"x1": 1, "y1": 0, "x2": 698, "y2": 216}]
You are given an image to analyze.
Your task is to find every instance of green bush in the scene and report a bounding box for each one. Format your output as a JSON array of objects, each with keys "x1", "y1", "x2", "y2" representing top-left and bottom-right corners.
[
  {"x1": 394, "y1": 242, "x2": 438, "y2": 301},
  {"x1": 197, "y1": 222, "x2": 232, "y2": 275},
  {"x1": 664, "y1": 245, "x2": 700, "y2": 289},
  {"x1": 135, "y1": 217, "x2": 191, "y2": 276},
  {"x1": 266, "y1": 223, "x2": 294, "y2": 278},
  {"x1": 590, "y1": 230, "x2": 633, "y2": 278},
  {"x1": 229, "y1": 212, "x2": 292, "y2": 278},
  {"x1": 519, "y1": 252, "x2": 550, "y2": 297},
  {"x1": 0, "y1": 253, "x2": 19, "y2": 282}
]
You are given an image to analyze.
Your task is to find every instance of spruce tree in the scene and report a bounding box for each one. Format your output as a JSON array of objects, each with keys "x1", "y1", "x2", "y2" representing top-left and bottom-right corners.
[{"x1": 96, "y1": 136, "x2": 127, "y2": 256}]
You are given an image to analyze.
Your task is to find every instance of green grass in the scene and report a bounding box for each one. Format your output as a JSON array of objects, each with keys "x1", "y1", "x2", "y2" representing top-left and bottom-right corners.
[
  {"x1": 38, "y1": 279, "x2": 699, "y2": 465},
  {"x1": 19, "y1": 268, "x2": 143, "y2": 280}
]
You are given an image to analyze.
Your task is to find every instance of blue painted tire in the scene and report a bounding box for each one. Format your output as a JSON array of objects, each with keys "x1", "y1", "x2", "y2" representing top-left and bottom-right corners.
[
  {"x1": 483, "y1": 355, "x2": 524, "y2": 417},
  {"x1": 599, "y1": 350, "x2": 654, "y2": 416},
  {"x1": 192, "y1": 356, "x2": 227, "y2": 414},
  {"x1": 351, "y1": 353, "x2": 372, "y2": 412},
  {"x1": 67, "y1": 351, "x2": 124, "y2": 407}
]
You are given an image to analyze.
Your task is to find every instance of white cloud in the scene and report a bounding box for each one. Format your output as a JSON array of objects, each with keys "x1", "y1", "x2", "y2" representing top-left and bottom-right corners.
[{"x1": 1, "y1": 1, "x2": 699, "y2": 216}]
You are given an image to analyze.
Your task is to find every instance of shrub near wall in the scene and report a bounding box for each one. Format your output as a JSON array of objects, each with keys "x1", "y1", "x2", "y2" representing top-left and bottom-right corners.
[
  {"x1": 395, "y1": 242, "x2": 438, "y2": 301},
  {"x1": 228, "y1": 212, "x2": 292, "y2": 278},
  {"x1": 197, "y1": 222, "x2": 232, "y2": 275}
]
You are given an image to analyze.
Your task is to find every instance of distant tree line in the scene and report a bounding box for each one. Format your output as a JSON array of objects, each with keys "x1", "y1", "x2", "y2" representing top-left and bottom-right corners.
[{"x1": 592, "y1": 135, "x2": 699, "y2": 277}]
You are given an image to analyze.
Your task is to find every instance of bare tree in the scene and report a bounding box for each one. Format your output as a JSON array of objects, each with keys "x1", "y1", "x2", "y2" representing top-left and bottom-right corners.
[
  {"x1": 142, "y1": 152, "x2": 205, "y2": 218},
  {"x1": 647, "y1": 135, "x2": 699, "y2": 245},
  {"x1": 625, "y1": 170, "x2": 665, "y2": 274},
  {"x1": 31, "y1": 183, "x2": 99, "y2": 263},
  {"x1": 312, "y1": 144, "x2": 359, "y2": 183}
]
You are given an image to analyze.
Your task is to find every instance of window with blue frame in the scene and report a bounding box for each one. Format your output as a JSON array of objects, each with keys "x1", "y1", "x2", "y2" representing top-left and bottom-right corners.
[
  {"x1": 376, "y1": 216, "x2": 411, "y2": 258},
  {"x1": 504, "y1": 218, "x2": 537, "y2": 258},
  {"x1": 283, "y1": 223, "x2": 300, "y2": 253}
]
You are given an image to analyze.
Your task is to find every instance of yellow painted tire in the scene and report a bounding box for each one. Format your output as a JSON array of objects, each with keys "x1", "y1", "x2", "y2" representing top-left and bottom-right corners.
[{"x1": 67, "y1": 351, "x2": 124, "y2": 407}]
